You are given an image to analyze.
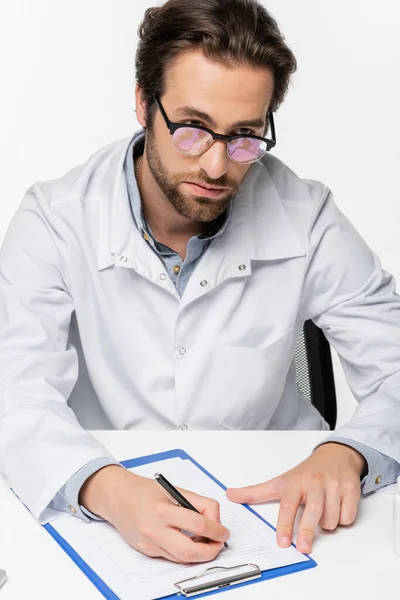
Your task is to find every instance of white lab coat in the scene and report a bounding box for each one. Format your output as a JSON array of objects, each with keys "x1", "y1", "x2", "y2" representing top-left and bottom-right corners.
[{"x1": 1, "y1": 131, "x2": 400, "y2": 519}]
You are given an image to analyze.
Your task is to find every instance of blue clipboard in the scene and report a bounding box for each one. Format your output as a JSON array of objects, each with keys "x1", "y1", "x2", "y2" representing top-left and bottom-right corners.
[{"x1": 43, "y1": 449, "x2": 317, "y2": 599}]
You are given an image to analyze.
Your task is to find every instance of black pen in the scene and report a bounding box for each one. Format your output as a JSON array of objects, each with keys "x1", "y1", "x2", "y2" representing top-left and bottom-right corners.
[{"x1": 154, "y1": 472, "x2": 228, "y2": 547}]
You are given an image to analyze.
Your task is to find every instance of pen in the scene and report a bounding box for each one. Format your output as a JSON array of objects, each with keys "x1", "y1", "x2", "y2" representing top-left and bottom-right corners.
[{"x1": 154, "y1": 472, "x2": 228, "y2": 547}]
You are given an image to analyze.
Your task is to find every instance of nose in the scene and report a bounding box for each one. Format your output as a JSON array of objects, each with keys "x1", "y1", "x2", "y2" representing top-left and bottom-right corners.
[{"x1": 197, "y1": 140, "x2": 230, "y2": 181}]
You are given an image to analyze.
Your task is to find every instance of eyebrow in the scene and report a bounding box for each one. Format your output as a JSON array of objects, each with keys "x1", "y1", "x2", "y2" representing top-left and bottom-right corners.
[{"x1": 175, "y1": 106, "x2": 266, "y2": 130}]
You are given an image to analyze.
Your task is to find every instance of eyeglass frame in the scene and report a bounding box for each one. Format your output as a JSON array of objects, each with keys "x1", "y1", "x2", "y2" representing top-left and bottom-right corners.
[{"x1": 153, "y1": 94, "x2": 276, "y2": 163}]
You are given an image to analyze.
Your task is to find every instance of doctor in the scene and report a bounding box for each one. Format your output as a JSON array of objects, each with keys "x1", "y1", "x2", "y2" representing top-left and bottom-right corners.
[{"x1": 1, "y1": 0, "x2": 400, "y2": 565}]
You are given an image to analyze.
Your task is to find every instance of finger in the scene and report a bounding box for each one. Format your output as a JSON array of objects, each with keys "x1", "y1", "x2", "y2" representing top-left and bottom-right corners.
[
  {"x1": 157, "y1": 548, "x2": 188, "y2": 563},
  {"x1": 181, "y1": 489, "x2": 221, "y2": 523},
  {"x1": 226, "y1": 476, "x2": 282, "y2": 504},
  {"x1": 296, "y1": 486, "x2": 325, "y2": 554},
  {"x1": 165, "y1": 504, "x2": 230, "y2": 544},
  {"x1": 319, "y1": 481, "x2": 341, "y2": 530},
  {"x1": 276, "y1": 486, "x2": 303, "y2": 548},
  {"x1": 159, "y1": 527, "x2": 225, "y2": 563},
  {"x1": 338, "y1": 481, "x2": 361, "y2": 526},
  {"x1": 135, "y1": 540, "x2": 184, "y2": 563}
]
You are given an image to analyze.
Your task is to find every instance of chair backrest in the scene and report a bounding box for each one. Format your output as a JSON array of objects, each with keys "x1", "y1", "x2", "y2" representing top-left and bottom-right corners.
[{"x1": 294, "y1": 320, "x2": 337, "y2": 430}]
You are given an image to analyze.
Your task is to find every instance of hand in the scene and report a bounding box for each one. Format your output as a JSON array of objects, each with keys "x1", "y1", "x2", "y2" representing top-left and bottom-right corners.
[
  {"x1": 79, "y1": 465, "x2": 230, "y2": 563},
  {"x1": 226, "y1": 442, "x2": 366, "y2": 554}
]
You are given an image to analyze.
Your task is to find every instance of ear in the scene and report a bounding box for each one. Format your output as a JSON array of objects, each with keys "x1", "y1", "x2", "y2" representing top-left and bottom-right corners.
[{"x1": 135, "y1": 84, "x2": 148, "y2": 128}]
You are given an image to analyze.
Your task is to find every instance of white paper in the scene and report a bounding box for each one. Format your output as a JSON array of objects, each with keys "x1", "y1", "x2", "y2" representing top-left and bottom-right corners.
[{"x1": 50, "y1": 457, "x2": 310, "y2": 599}]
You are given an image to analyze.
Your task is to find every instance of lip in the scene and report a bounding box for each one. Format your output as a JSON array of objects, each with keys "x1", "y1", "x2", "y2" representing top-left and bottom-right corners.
[{"x1": 184, "y1": 182, "x2": 228, "y2": 198}]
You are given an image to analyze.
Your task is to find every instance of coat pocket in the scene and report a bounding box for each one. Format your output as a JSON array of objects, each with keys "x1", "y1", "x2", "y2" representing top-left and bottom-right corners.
[{"x1": 208, "y1": 329, "x2": 294, "y2": 430}]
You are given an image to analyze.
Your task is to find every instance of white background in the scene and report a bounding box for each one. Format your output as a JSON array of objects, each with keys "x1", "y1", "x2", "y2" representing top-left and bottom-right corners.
[{"x1": 0, "y1": 1, "x2": 399, "y2": 427}]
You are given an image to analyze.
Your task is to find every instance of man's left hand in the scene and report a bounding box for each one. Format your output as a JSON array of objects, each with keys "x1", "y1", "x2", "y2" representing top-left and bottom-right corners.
[{"x1": 226, "y1": 442, "x2": 366, "y2": 554}]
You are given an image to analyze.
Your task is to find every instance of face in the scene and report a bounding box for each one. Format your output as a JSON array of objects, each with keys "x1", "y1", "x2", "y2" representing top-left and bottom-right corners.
[{"x1": 136, "y1": 49, "x2": 274, "y2": 223}]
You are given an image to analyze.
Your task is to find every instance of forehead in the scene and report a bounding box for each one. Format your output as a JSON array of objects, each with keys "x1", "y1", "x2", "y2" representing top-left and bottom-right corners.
[{"x1": 163, "y1": 48, "x2": 274, "y2": 120}]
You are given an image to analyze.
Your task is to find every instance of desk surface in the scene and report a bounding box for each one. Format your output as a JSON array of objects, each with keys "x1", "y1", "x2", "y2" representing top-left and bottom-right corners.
[{"x1": 0, "y1": 431, "x2": 398, "y2": 599}]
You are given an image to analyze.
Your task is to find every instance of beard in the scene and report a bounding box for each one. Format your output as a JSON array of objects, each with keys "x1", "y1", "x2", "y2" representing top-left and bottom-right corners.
[{"x1": 144, "y1": 127, "x2": 242, "y2": 223}]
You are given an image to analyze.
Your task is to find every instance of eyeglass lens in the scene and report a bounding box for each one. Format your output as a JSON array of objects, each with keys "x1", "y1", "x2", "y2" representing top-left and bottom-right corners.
[{"x1": 172, "y1": 128, "x2": 267, "y2": 163}]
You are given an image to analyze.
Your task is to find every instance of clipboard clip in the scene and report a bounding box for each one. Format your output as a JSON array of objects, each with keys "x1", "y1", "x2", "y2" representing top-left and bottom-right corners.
[{"x1": 174, "y1": 563, "x2": 261, "y2": 597}]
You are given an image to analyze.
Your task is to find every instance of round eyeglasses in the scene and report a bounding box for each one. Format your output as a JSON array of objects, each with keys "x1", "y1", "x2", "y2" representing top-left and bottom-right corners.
[{"x1": 153, "y1": 95, "x2": 276, "y2": 165}]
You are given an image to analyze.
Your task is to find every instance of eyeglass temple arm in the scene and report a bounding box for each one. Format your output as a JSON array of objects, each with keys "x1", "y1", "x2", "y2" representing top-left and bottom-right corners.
[
  {"x1": 154, "y1": 95, "x2": 172, "y2": 127},
  {"x1": 268, "y1": 111, "x2": 276, "y2": 143}
]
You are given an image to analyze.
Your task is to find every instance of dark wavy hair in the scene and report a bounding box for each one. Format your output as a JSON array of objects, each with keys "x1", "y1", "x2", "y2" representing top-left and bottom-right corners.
[{"x1": 135, "y1": 0, "x2": 297, "y2": 130}]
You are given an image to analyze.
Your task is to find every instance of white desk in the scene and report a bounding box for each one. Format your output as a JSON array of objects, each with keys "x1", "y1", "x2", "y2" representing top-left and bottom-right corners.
[{"x1": 0, "y1": 431, "x2": 398, "y2": 599}]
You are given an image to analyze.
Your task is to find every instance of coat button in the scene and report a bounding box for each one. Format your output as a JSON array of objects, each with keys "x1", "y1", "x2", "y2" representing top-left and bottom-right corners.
[
  {"x1": 69, "y1": 505, "x2": 77, "y2": 514},
  {"x1": 120, "y1": 256, "x2": 128, "y2": 263},
  {"x1": 179, "y1": 348, "x2": 186, "y2": 356},
  {"x1": 200, "y1": 280, "x2": 208, "y2": 287},
  {"x1": 375, "y1": 475, "x2": 383, "y2": 484},
  {"x1": 180, "y1": 424, "x2": 188, "y2": 430},
  {"x1": 173, "y1": 265, "x2": 181, "y2": 274},
  {"x1": 159, "y1": 273, "x2": 167, "y2": 280},
  {"x1": 238, "y1": 264, "x2": 246, "y2": 271}
]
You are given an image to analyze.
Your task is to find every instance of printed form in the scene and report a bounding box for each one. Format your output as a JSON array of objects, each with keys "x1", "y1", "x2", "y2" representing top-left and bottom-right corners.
[{"x1": 51, "y1": 457, "x2": 309, "y2": 599}]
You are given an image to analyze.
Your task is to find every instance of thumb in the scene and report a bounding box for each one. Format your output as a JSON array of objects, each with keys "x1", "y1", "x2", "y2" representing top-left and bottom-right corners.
[{"x1": 226, "y1": 475, "x2": 283, "y2": 505}]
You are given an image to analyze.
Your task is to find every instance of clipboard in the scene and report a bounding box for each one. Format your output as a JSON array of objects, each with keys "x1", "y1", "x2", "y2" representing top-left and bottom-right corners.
[{"x1": 43, "y1": 449, "x2": 317, "y2": 599}]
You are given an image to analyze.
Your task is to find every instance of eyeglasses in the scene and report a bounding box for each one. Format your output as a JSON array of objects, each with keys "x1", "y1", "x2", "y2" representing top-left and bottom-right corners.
[{"x1": 153, "y1": 95, "x2": 276, "y2": 164}]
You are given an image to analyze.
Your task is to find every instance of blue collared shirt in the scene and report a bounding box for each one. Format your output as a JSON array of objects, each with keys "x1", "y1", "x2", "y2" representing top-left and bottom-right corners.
[{"x1": 50, "y1": 134, "x2": 400, "y2": 521}]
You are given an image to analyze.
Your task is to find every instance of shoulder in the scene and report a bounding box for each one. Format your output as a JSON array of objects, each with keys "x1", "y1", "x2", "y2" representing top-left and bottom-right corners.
[{"x1": 32, "y1": 136, "x2": 133, "y2": 216}]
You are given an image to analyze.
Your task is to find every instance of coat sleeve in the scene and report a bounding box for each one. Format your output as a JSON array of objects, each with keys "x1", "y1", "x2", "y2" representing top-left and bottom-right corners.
[
  {"x1": 0, "y1": 185, "x2": 116, "y2": 520},
  {"x1": 300, "y1": 187, "x2": 400, "y2": 463}
]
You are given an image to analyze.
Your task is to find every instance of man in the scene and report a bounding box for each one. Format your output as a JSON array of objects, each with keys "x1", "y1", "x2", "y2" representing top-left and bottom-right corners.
[{"x1": 1, "y1": 0, "x2": 399, "y2": 565}]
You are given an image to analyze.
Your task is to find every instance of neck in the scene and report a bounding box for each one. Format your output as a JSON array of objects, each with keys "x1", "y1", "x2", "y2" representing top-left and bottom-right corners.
[{"x1": 134, "y1": 155, "x2": 210, "y2": 252}]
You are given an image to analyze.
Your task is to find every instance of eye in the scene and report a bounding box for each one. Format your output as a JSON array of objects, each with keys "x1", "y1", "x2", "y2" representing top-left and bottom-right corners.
[
  {"x1": 184, "y1": 120, "x2": 204, "y2": 127},
  {"x1": 236, "y1": 128, "x2": 254, "y2": 136}
]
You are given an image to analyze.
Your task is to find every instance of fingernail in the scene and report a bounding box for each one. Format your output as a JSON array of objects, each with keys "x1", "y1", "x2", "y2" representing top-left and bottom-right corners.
[
  {"x1": 278, "y1": 536, "x2": 290, "y2": 547},
  {"x1": 297, "y1": 541, "x2": 310, "y2": 553}
]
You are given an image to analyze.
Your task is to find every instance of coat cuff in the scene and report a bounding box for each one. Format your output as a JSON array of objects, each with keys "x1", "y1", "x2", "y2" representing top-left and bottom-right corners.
[{"x1": 49, "y1": 457, "x2": 122, "y2": 521}]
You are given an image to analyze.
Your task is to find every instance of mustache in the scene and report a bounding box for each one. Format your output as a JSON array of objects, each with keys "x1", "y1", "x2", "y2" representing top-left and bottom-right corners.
[{"x1": 173, "y1": 174, "x2": 238, "y2": 189}]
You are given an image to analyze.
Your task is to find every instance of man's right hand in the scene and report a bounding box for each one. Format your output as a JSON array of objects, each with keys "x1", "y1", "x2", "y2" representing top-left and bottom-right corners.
[{"x1": 79, "y1": 465, "x2": 230, "y2": 563}]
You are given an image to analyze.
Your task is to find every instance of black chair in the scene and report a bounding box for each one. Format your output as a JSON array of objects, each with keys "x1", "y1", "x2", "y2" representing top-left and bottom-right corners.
[{"x1": 294, "y1": 320, "x2": 337, "y2": 430}]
